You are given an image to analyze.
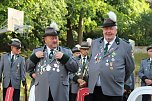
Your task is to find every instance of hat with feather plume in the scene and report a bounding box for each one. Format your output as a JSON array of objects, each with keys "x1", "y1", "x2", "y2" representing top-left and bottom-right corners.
[
  {"x1": 44, "y1": 22, "x2": 60, "y2": 37},
  {"x1": 102, "y1": 11, "x2": 117, "y2": 28}
]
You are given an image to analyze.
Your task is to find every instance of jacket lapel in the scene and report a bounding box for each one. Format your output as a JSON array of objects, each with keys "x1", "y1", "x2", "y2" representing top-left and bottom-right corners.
[
  {"x1": 7, "y1": 53, "x2": 11, "y2": 66},
  {"x1": 103, "y1": 37, "x2": 120, "y2": 57},
  {"x1": 105, "y1": 42, "x2": 118, "y2": 57},
  {"x1": 98, "y1": 38, "x2": 105, "y2": 60},
  {"x1": 11, "y1": 55, "x2": 20, "y2": 66}
]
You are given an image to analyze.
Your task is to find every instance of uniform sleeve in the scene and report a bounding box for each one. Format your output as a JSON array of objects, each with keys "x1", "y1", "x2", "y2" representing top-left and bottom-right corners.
[
  {"x1": 26, "y1": 49, "x2": 39, "y2": 72},
  {"x1": 58, "y1": 49, "x2": 79, "y2": 73},
  {"x1": 138, "y1": 60, "x2": 148, "y2": 83},
  {"x1": 0, "y1": 54, "x2": 4, "y2": 82},
  {"x1": 21, "y1": 57, "x2": 26, "y2": 82},
  {"x1": 125, "y1": 45, "x2": 135, "y2": 81},
  {"x1": 124, "y1": 76, "x2": 132, "y2": 91}
]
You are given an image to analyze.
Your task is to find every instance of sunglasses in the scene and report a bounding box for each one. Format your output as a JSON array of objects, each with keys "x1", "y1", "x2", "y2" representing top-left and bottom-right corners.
[{"x1": 16, "y1": 47, "x2": 21, "y2": 50}]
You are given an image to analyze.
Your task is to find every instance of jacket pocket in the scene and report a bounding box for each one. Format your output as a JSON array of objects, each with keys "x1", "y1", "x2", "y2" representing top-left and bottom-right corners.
[
  {"x1": 3, "y1": 76, "x2": 6, "y2": 79},
  {"x1": 34, "y1": 81, "x2": 39, "y2": 86},
  {"x1": 62, "y1": 81, "x2": 69, "y2": 86},
  {"x1": 16, "y1": 76, "x2": 21, "y2": 80}
]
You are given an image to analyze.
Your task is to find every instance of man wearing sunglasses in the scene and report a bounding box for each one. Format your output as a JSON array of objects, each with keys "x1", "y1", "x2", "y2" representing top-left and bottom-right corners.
[{"x1": 0, "y1": 38, "x2": 26, "y2": 101}]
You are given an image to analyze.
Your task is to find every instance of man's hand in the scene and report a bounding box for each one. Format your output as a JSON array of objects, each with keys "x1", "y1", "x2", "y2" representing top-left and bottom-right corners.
[
  {"x1": 145, "y1": 79, "x2": 152, "y2": 85},
  {"x1": 124, "y1": 89, "x2": 127, "y2": 93},
  {"x1": 35, "y1": 51, "x2": 44, "y2": 58},
  {"x1": 55, "y1": 52, "x2": 63, "y2": 59},
  {"x1": 32, "y1": 73, "x2": 37, "y2": 79}
]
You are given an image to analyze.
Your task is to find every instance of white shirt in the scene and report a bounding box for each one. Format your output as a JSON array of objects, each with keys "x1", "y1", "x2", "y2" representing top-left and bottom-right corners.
[
  {"x1": 104, "y1": 36, "x2": 116, "y2": 51},
  {"x1": 11, "y1": 51, "x2": 15, "y2": 60},
  {"x1": 46, "y1": 46, "x2": 56, "y2": 56}
]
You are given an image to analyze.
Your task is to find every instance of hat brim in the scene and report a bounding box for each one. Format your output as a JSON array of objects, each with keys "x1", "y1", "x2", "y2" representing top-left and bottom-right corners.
[
  {"x1": 80, "y1": 47, "x2": 90, "y2": 49},
  {"x1": 72, "y1": 50, "x2": 80, "y2": 53},
  {"x1": 101, "y1": 23, "x2": 117, "y2": 28},
  {"x1": 9, "y1": 44, "x2": 21, "y2": 48},
  {"x1": 43, "y1": 32, "x2": 59, "y2": 37}
]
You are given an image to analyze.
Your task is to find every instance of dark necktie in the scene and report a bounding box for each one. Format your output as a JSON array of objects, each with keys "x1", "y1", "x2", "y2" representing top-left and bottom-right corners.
[
  {"x1": 49, "y1": 49, "x2": 54, "y2": 59},
  {"x1": 11, "y1": 55, "x2": 14, "y2": 63},
  {"x1": 104, "y1": 42, "x2": 109, "y2": 55},
  {"x1": 83, "y1": 58, "x2": 86, "y2": 66}
]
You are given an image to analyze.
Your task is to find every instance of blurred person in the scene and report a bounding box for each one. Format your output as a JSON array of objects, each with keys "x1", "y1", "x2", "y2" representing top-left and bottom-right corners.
[
  {"x1": 0, "y1": 38, "x2": 26, "y2": 101},
  {"x1": 138, "y1": 44, "x2": 152, "y2": 101},
  {"x1": 70, "y1": 42, "x2": 90, "y2": 101}
]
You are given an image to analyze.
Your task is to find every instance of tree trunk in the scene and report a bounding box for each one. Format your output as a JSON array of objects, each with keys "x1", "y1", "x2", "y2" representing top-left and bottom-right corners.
[
  {"x1": 66, "y1": 18, "x2": 74, "y2": 48},
  {"x1": 78, "y1": 10, "x2": 84, "y2": 45}
]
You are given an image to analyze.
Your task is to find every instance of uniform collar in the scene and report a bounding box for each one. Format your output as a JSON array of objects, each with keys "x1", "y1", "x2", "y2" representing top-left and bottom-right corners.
[
  {"x1": 100, "y1": 36, "x2": 120, "y2": 45},
  {"x1": 11, "y1": 51, "x2": 16, "y2": 57},
  {"x1": 104, "y1": 36, "x2": 116, "y2": 46},
  {"x1": 81, "y1": 55, "x2": 88, "y2": 59}
]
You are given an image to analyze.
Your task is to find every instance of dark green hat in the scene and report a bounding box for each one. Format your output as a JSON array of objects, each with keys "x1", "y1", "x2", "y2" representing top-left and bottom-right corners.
[
  {"x1": 101, "y1": 11, "x2": 117, "y2": 28},
  {"x1": 101, "y1": 18, "x2": 117, "y2": 28},
  {"x1": 43, "y1": 27, "x2": 59, "y2": 37}
]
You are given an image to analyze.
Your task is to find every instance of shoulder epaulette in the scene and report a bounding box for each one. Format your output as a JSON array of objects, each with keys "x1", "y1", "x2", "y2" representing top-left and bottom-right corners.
[
  {"x1": 20, "y1": 54, "x2": 27, "y2": 58},
  {"x1": 142, "y1": 58, "x2": 147, "y2": 60},
  {"x1": 122, "y1": 38, "x2": 130, "y2": 44},
  {"x1": 35, "y1": 47, "x2": 41, "y2": 49},
  {"x1": 99, "y1": 37, "x2": 104, "y2": 43},
  {"x1": 0, "y1": 52, "x2": 7, "y2": 56},
  {"x1": 62, "y1": 46, "x2": 70, "y2": 50}
]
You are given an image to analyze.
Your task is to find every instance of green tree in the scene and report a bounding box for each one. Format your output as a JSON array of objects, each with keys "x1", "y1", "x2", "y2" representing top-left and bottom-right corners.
[{"x1": 0, "y1": 0, "x2": 67, "y2": 51}]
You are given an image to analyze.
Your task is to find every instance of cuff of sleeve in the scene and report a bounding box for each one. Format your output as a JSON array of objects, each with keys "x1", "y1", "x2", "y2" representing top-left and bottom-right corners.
[
  {"x1": 142, "y1": 76, "x2": 148, "y2": 83},
  {"x1": 58, "y1": 54, "x2": 70, "y2": 64},
  {"x1": 30, "y1": 53, "x2": 40, "y2": 64},
  {"x1": 22, "y1": 81, "x2": 26, "y2": 86},
  {"x1": 29, "y1": 72, "x2": 35, "y2": 78},
  {"x1": 0, "y1": 78, "x2": 2, "y2": 82},
  {"x1": 73, "y1": 75, "x2": 80, "y2": 83},
  {"x1": 124, "y1": 84, "x2": 130, "y2": 91}
]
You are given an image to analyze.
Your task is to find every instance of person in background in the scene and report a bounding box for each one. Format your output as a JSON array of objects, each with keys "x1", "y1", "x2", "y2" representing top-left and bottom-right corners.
[
  {"x1": 0, "y1": 38, "x2": 26, "y2": 101},
  {"x1": 72, "y1": 46, "x2": 81, "y2": 57},
  {"x1": 123, "y1": 75, "x2": 134, "y2": 101},
  {"x1": 88, "y1": 11, "x2": 135, "y2": 101},
  {"x1": 123, "y1": 38, "x2": 135, "y2": 101},
  {"x1": 69, "y1": 45, "x2": 81, "y2": 100},
  {"x1": 70, "y1": 42, "x2": 90, "y2": 101},
  {"x1": 138, "y1": 44, "x2": 152, "y2": 101}
]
